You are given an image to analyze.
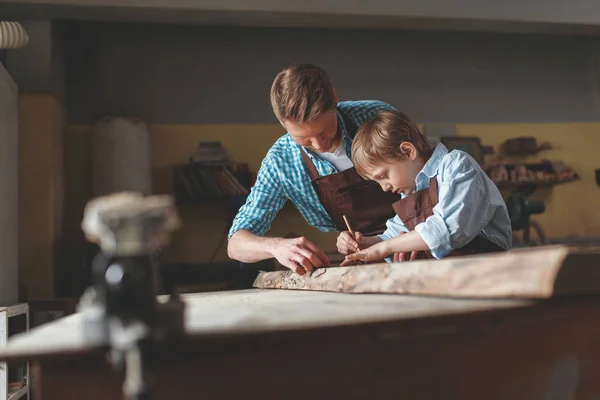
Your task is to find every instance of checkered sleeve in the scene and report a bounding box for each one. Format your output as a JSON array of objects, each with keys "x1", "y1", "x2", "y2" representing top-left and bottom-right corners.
[
  {"x1": 342, "y1": 100, "x2": 398, "y2": 128},
  {"x1": 227, "y1": 156, "x2": 287, "y2": 239}
]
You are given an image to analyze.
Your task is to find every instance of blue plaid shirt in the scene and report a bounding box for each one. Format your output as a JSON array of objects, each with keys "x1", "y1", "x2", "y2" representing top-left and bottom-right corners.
[{"x1": 228, "y1": 100, "x2": 397, "y2": 239}]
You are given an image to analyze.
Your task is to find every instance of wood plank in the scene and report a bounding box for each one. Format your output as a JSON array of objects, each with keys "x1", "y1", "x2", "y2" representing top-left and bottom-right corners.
[
  {"x1": 253, "y1": 245, "x2": 600, "y2": 298},
  {"x1": 0, "y1": 289, "x2": 533, "y2": 360}
]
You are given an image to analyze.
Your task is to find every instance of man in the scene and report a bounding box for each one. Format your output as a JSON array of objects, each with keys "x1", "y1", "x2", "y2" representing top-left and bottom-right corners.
[{"x1": 227, "y1": 63, "x2": 402, "y2": 275}]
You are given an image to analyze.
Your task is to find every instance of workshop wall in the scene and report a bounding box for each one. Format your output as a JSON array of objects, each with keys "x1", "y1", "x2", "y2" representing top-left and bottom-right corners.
[
  {"x1": 64, "y1": 22, "x2": 600, "y2": 125},
  {"x1": 64, "y1": 121, "x2": 600, "y2": 266},
  {"x1": 459, "y1": 124, "x2": 600, "y2": 240},
  {"x1": 0, "y1": 63, "x2": 19, "y2": 306},
  {"x1": 18, "y1": 94, "x2": 65, "y2": 300},
  {"x1": 49, "y1": 21, "x2": 600, "y2": 282}
]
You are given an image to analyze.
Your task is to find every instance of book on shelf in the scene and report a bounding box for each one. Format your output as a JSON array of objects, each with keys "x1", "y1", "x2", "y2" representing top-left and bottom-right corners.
[
  {"x1": 174, "y1": 140, "x2": 254, "y2": 204},
  {"x1": 188, "y1": 141, "x2": 231, "y2": 166},
  {"x1": 174, "y1": 163, "x2": 251, "y2": 203}
]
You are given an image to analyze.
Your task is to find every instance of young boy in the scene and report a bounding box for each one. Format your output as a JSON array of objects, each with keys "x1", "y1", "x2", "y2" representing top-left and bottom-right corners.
[{"x1": 338, "y1": 110, "x2": 512, "y2": 264}]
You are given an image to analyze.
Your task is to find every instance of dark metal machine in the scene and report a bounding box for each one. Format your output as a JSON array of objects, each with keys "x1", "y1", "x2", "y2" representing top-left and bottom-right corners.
[
  {"x1": 505, "y1": 184, "x2": 546, "y2": 246},
  {"x1": 77, "y1": 193, "x2": 186, "y2": 400}
]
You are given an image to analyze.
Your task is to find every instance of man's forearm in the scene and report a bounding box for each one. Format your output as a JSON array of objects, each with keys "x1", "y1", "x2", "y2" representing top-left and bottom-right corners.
[{"x1": 227, "y1": 229, "x2": 279, "y2": 263}]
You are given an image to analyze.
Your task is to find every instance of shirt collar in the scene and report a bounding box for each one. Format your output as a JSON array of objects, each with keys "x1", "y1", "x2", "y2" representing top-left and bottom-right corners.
[
  {"x1": 416, "y1": 143, "x2": 448, "y2": 181},
  {"x1": 302, "y1": 108, "x2": 351, "y2": 160}
]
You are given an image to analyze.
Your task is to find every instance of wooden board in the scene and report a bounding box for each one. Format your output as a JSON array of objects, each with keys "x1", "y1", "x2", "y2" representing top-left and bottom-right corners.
[
  {"x1": 0, "y1": 289, "x2": 534, "y2": 361},
  {"x1": 254, "y1": 245, "x2": 600, "y2": 298}
]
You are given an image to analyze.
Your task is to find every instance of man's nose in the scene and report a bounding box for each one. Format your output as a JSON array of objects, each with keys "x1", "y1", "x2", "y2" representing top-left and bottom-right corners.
[{"x1": 311, "y1": 138, "x2": 326, "y2": 151}]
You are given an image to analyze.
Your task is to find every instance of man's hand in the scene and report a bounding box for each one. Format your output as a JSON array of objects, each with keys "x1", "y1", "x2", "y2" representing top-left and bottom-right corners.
[
  {"x1": 271, "y1": 236, "x2": 330, "y2": 275},
  {"x1": 336, "y1": 231, "x2": 363, "y2": 255}
]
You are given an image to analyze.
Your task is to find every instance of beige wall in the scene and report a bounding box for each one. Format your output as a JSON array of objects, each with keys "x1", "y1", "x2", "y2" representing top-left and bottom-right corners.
[{"x1": 62, "y1": 121, "x2": 600, "y2": 266}]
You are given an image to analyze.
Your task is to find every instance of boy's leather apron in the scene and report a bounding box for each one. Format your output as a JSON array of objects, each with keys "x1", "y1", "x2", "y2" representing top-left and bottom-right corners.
[
  {"x1": 392, "y1": 176, "x2": 504, "y2": 259},
  {"x1": 300, "y1": 111, "x2": 402, "y2": 236}
]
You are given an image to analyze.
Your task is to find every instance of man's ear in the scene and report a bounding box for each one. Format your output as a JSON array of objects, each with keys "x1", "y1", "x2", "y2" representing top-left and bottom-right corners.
[
  {"x1": 399, "y1": 142, "x2": 418, "y2": 160},
  {"x1": 279, "y1": 118, "x2": 288, "y2": 130}
]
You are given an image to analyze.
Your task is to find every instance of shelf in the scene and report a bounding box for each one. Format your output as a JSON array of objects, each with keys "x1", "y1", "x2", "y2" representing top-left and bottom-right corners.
[
  {"x1": 486, "y1": 159, "x2": 580, "y2": 191},
  {"x1": 0, "y1": 305, "x2": 28, "y2": 319},
  {"x1": 173, "y1": 163, "x2": 251, "y2": 206},
  {"x1": 493, "y1": 178, "x2": 579, "y2": 189},
  {"x1": 175, "y1": 195, "x2": 248, "y2": 208},
  {"x1": 8, "y1": 385, "x2": 27, "y2": 400}
]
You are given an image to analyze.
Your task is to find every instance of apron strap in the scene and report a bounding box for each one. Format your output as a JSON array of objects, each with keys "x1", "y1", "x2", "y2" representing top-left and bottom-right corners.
[
  {"x1": 299, "y1": 108, "x2": 358, "y2": 181},
  {"x1": 428, "y1": 176, "x2": 438, "y2": 203},
  {"x1": 300, "y1": 146, "x2": 320, "y2": 181}
]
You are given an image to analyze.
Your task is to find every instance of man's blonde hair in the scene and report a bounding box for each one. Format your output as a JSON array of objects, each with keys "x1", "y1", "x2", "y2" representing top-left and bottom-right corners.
[
  {"x1": 352, "y1": 110, "x2": 432, "y2": 178},
  {"x1": 270, "y1": 64, "x2": 336, "y2": 123}
]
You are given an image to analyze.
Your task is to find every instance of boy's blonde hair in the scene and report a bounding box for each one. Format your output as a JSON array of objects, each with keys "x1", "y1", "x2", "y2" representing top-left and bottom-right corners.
[
  {"x1": 270, "y1": 64, "x2": 336, "y2": 123},
  {"x1": 352, "y1": 110, "x2": 432, "y2": 178}
]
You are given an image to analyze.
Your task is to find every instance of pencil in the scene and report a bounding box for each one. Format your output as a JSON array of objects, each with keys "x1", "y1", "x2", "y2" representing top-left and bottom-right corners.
[
  {"x1": 342, "y1": 215, "x2": 354, "y2": 236},
  {"x1": 343, "y1": 215, "x2": 361, "y2": 249},
  {"x1": 343, "y1": 215, "x2": 362, "y2": 264}
]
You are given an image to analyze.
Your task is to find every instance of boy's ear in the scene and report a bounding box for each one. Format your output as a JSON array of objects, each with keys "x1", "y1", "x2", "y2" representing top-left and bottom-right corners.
[{"x1": 399, "y1": 142, "x2": 418, "y2": 160}]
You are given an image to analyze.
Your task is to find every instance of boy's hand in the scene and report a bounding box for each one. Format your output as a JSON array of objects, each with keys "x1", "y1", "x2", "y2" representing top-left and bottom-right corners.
[
  {"x1": 336, "y1": 231, "x2": 363, "y2": 255},
  {"x1": 386, "y1": 233, "x2": 418, "y2": 262},
  {"x1": 343, "y1": 241, "x2": 391, "y2": 264},
  {"x1": 393, "y1": 251, "x2": 420, "y2": 262}
]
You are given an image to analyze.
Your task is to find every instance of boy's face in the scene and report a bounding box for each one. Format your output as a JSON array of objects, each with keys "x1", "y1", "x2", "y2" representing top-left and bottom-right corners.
[
  {"x1": 366, "y1": 142, "x2": 424, "y2": 196},
  {"x1": 284, "y1": 110, "x2": 340, "y2": 153}
]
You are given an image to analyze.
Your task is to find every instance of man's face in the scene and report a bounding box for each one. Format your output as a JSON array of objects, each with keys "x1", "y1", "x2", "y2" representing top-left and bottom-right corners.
[{"x1": 284, "y1": 110, "x2": 340, "y2": 153}]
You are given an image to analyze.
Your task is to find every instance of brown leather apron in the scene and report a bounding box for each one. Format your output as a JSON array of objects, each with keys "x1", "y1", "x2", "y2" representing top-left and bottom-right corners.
[
  {"x1": 300, "y1": 111, "x2": 402, "y2": 236},
  {"x1": 391, "y1": 176, "x2": 504, "y2": 259}
]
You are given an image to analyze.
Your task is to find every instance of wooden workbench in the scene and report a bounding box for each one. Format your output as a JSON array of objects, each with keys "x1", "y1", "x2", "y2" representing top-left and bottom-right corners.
[
  {"x1": 1, "y1": 289, "x2": 600, "y2": 399},
  {"x1": 2, "y1": 245, "x2": 600, "y2": 399}
]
